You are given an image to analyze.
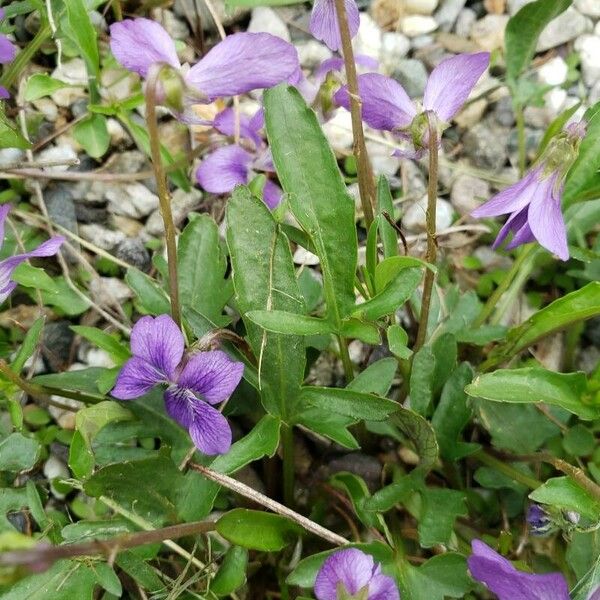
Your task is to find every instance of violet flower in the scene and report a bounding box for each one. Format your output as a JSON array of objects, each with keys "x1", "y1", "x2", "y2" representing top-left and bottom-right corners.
[
  {"x1": 0, "y1": 205, "x2": 64, "y2": 304},
  {"x1": 314, "y1": 548, "x2": 399, "y2": 600},
  {"x1": 310, "y1": 0, "x2": 360, "y2": 52},
  {"x1": 0, "y1": 8, "x2": 17, "y2": 99},
  {"x1": 109, "y1": 18, "x2": 299, "y2": 108},
  {"x1": 471, "y1": 122, "x2": 586, "y2": 261},
  {"x1": 468, "y1": 540, "x2": 569, "y2": 600},
  {"x1": 195, "y1": 107, "x2": 282, "y2": 209},
  {"x1": 335, "y1": 52, "x2": 489, "y2": 158},
  {"x1": 527, "y1": 504, "x2": 553, "y2": 536},
  {"x1": 112, "y1": 315, "x2": 244, "y2": 455}
]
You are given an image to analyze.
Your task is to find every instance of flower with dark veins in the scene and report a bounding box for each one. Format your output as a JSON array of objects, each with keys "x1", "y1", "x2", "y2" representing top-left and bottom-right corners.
[
  {"x1": 314, "y1": 548, "x2": 399, "y2": 600},
  {"x1": 0, "y1": 205, "x2": 64, "y2": 303},
  {"x1": 112, "y1": 315, "x2": 244, "y2": 455}
]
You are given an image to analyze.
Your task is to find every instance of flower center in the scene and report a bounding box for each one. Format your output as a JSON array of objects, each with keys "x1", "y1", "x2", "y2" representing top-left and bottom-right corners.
[{"x1": 336, "y1": 582, "x2": 370, "y2": 600}]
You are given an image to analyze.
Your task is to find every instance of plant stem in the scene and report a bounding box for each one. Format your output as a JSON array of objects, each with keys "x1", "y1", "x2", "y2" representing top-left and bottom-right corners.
[
  {"x1": 190, "y1": 463, "x2": 349, "y2": 546},
  {"x1": 414, "y1": 114, "x2": 439, "y2": 352},
  {"x1": 0, "y1": 520, "x2": 215, "y2": 569},
  {"x1": 0, "y1": 359, "x2": 48, "y2": 402},
  {"x1": 338, "y1": 335, "x2": 354, "y2": 382},
  {"x1": 542, "y1": 455, "x2": 600, "y2": 504},
  {"x1": 473, "y1": 450, "x2": 542, "y2": 490},
  {"x1": 111, "y1": 0, "x2": 123, "y2": 20},
  {"x1": 145, "y1": 66, "x2": 181, "y2": 328},
  {"x1": 282, "y1": 424, "x2": 295, "y2": 508},
  {"x1": 1, "y1": 24, "x2": 51, "y2": 89},
  {"x1": 333, "y1": 0, "x2": 375, "y2": 228},
  {"x1": 515, "y1": 104, "x2": 527, "y2": 177}
]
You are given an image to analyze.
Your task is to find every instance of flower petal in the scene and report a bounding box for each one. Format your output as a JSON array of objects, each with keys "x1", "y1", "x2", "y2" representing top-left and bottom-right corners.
[
  {"x1": 368, "y1": 571, "x2": 400, "y2": 600},
  {"x1": 527, "y1": 175, "x2": 569, "y2": 261},
  {"x1": 0, "y1": 203, "x2": 11, "y2": 245},
  {"x1": 309, "y1": 0, "x2": 359, "y2": 52},
  {"x1": 129, "y1": 314, "x2": 184, "y2": 380},
  {"x1": 263, "y1": 179, "x2": 283, "y2": 210},
  {"x1": 423, "y1": 52, "x2": 490, "y2": 122},
  {"x1": 492, "y1": 207, "x2": 528, "y2": 250},
  {"x1": 177, "y1": 350, "x2": 244, "y2": 404},
  {"x1": 0, "y1": 86, "x2": 9, "y2": 99},
  {"x1": 195, "y1": 145, "x2": 252, "y2": 194},
  {"x1": 109, "y1": 18, "x2": 180, "y2": 78},
  {"x1": 468, "y1": 540, "x2": 570, "y2": 600},
  {"x1": 185, "y1": 33, "x2": 299, "y2": 102},
  {"x1": 165, "y1": 387, "x2": 232, "y2": 455},
  {"x1": 111, "y1": 356, "x2": 164, "y2": 399},
  {"x1": 213, "y1": 108, "x2": 263, "y2": 147},
  {"x1": 0, "y1": 35, "x2": 16, "y2": 64},
  {"x1": 472, "y1": 167, "x2": 541, "y2": 218},
  {"x1": 335, "y1": 73, "x2": 417, "y2": 131},
  {"x1": 315, "y1": 549, "x2": 376, "y2": 600}
]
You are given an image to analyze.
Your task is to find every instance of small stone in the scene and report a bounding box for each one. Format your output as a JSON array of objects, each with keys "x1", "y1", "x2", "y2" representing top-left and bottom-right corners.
[
  {"x1": 248, "y1": 7, "x2": 290, "y2": 41},
  {"x1": 150, "y1": 8, "x2": 190, "y2": 39},
  {"x1": 574, "y1": 35, "x2": 600, "y2": 87},
  {"x1": 494, "y1": 96, "x2": 515, "y2": 127},
  {"x1": 537, "y1": 8, "x2": 591, "y2": 52},
  {"x1": 79, "y1": 223, "x2": 126, "y2": 250},
  {"x1": 392, "y1": 59, "x2": 428, "y2": 98},
  {"x1": 544, "y1": 87, "x2": 567, "y2": 118},
  {"x1": 404, "y1": 0, "x2": 439, "y2": 15},
  {"x1": 74, "y1": 203, "x2": 107, "y2": 225},
  {"x1": 111, "y1": 215, "x2": 144, "y2": 238},
  {"x1": 90, "y1": 277, "x2": 133, "y2": 307},
  {"x1": 411, "y1": 34, "x2": 436, "y2": 50},
  {"x1": 401, "y1": 15, "x2": 438, "y2": 37},
  {"x1": 157, "y1": 119, "x2": 190, "y2": 157},
  {"x1": 352, "y1": 13, "x2": 383, "y2": 59},
  {"x1": 114, "y1": 238, "x2": 151, "y2": 272},
  {"x1": 484, "y1": 0, "x2": 506, "y2": 13},
  {"x1": 174, "y1": 0, "x2": 249, "y2": 31},
  {"x1": 435, "y1": 0, "x2": 467, "y2": 32},
  {"x1": 401, "y1": 160, "x2": 427, "y2": 200},
  {"x1": 574, "y1": 0, "x2": 600, "y2": 18},
  {"x1": 43, "y1": 456, "x2": 69, "y2": 481},
  {"x1": 451, "y1": 173, "x2": 490, "y2": 216},
  {"x1": 538, "y1": 56, "x2": 569, "y2": 86},
  {"x1": 42, "y1": 321, "x2": 74, "y2": 372},
  {"x1": 105, "y1": 183, "x2": 159, "y2": 219},
  {"x1": 463, "y1": 120, "x2": 510, "y2": 171},
  {"x1": 106, "y1": 118, "x2": 129, "y2": 147},
  {"x1": 454, "y1": 99, "x2": 488, "y2": 129},
  {"x1": 293, "y1": 246, "x2": 320, "y2": 266},
  {"x1": 366, "y1": 141, "x2": 398, "y2": 177},
  {"x1": 403, "y1": 194, "x2": 454, "y2": 233},
  {"x1": 380, "y1": 33, "x2": 410, "y2": 74},
  {"x1": 295, "y1": 40, "x2": 332, "y2": 69},
  {"x1": 31, "y1": 97, "x2": 58, "y2": 122},
  {"x1": 36, "y1": 145, "x2": 78, "y2": 173},
  {"x1": 438, "y1": 32, "x2": 480, "y2": 54},
  {"x1": 0, "y1": 148, "x2": 24, "y2": 167},
  {"x1": 455, "y1": 7, "x2": 476, "y2": 37},
  {"x1": 471, "y1": 14, "x2": 509, "y2": 52},
  {"x1": 44, "y1": 184, "x2": 78, "y2": 261},
  {"x1": 81, "y1": 347, "x2": 114, "y2": 369},
  {"x1": 322, "y1": 109, "x2": 354, "y2": 150},
  {"x1": 51, "y1": 59, "x2": 88, "y2": 107},
  {"x1": 473, "y1": 246, "x2": 512, "y2": 270},
  {"x1": 144, "y1": 188, "x2": 203, "y2": 236},
  {"x1": 327, "y1": 454, "x2": 382, "y2": 492}
]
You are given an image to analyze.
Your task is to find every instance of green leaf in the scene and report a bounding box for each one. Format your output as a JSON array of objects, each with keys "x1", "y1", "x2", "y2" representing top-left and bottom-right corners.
[
  {"x1": 264, "y1": 85, "x2": 357, "y2": 324},
  {"x1": 331, "y1": 472, "x2": 385, "y2": 530},
  {"x1": 365, "y1": 471, "x2": 423, "y2": 513},
  {"x1": 216, "y1": 509, "x2": 302, "y2": 551},
  {"x1": 73, "y1": 114, "x2": 110, "y2": 158},
  {"x1": 0, "y1": 109, "x2": 31, "y2": 149},
  {"x1": 418, "y1": 488, "x2": 467, "y2": 547},
  {"x1": 63, "y1": 0, "x2": 99, "y2": 77},
  {"x1": 301, "y1": 386, "x2": 399, "y2": 421},
  {"x1": 178, "y1": 213, "x2": 232, "y2": 326},
  {"x1": 125, "y1": 268, "x2": 170, "y2": 315},
  {"x1": 375, "y1": 256, "x2": 433, "y2": 292},
  {"x1": 68, "y1": 431, "x2": 95, "y2": 481},
  {"x1": 466, "y1": 368, "x2": 599, "y2": 420},
  {"x1": 340, "y1": 318, "x2": 381, "y2": 344},
  {"x1": 505, "y1": 0, "x2": 571, "y2": 82},
  {"x1": 33, "y1": 367, "x2": 107, "y2": 401},
  {"x1": 75, "y1": 401, "x2": 132, "y2": 450},
  {"x1": 409, "y1": 346, "x2": 435, "y2": 416},
  {"x1": 347, "y1": 357, "x2": 397, "y2": 396},
  {"x1": 563, "y1": 424, "x2": 595, "y2": 457},
  {"x1": 246, "y1": 310, "x2": 334, "y2": 335},
  {"x1": 211, "y1": 546, "x2": 248, "y2": 596},
  {"x1": 529, "y1": 476, "x2": 600, "y2": 520},
  {"x1": 387, "y1": 324, "x2": 412, "y2": 360},
  {"x1": 39, "y1": 277, "x2": 89, "y2": 315},
  {"x1": 353, "y1": 267, "x2": 422, "y2": 321},
  {"x1": 12, "y1": 263, "x2": 57, "y2": 292},
  {"x1": 390, "y1": 408, "x2": 439, "y2": 474},
  {"x1": 226, "y1": 187, "x2": 305, "y2": 419},
  {"x1": 24, "y1": 73, "x2": 70, "y2": 101},
  {"x1": 11, "y1": 316, "x2": 44, "y2": 374},
  {"x1": 93, "y1": 562, "x2": 122, "y2": 597},
  {"x1": 0, "y1": 432, "x2": 41, "y2": 471},
  {"x1": 297, "y1": 409, "x2": 359, "y2": 449},
  {"x1": 376, "y1": 175, "x2": 398, "y2": 258},
  {"x1": 71, "y1": 326, "x2": 131, "y2": 364}
]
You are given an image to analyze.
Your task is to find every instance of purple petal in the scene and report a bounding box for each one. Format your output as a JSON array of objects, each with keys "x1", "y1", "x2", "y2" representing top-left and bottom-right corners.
[
  {"x1": 0, "y1": 281, "x2": 16, "y2": 304},
  {"x1": 185, "y1": 33, "x2": 299, "y2": 102},
  {"x1": 423, "y1": 52, "x2": 490, "y2": 122},
  {"x1": 0, "y1": 203, "x2": 11, "y2": 244},
  {"x1": 472, "y1": 167, "x2": 541, "y2": 218},
  {"x1": 527, "y1": 174, "x2": 569, "y2": 261},
  {"x1": 195, "y1": 145, "x2": 252, "y2": 194},
  {"x1": 263, "y1": 179, "x2": 283, "y2": 210},
  {"x1": 109, "y1": 18, "x2": 180, "y2": 78},
  {"x1": 309, "y1": 0, "x2": 360, "y2": 52},
  {"x1": 165, "y1": 387, "x2": 232, "y2": 455},
  {"x1": 252, "y1": 148, "x2": 275, "y2": 173},
  {"x1": 315, "y1": 57, "x2": 346, "y2": 81},
  {"x1": 0, "y1": 35, "x2": 16, "y2": 64},
  {"x1": 468, "y1": 540, "x2": 570, "y2": 600},
  {"x1": 0, "y1": 9, "x2": 4, "y2": 19},
  {"x1": 335, "y1": 74, "x2": 417, "y2": 131},
  {"x1": 111, "y1": 356, "x2": 165, "y2": 399},
  {"x1": 492, "y1": 207, "x2": 528, "y2": 250},
  {"x1": 0, "y1": 86, "x2": 9, "y2": 99},
  {"x1": 177, "y1": 350, "x2": 244, "y2": 405},
  {"x1": 129, "y1": 314, "x2": 184, "y2": 380},
  {"x1": 505, "y1": 216, "x2": 535, "y2": 250},
  {"x1": 367, "y1": 570, "x2": 400, "y2": 600},
  {"x1": 213, "y1": 108, "x2": 263, "y2": 147},
  {"x1": 315, "y1": 549, "x2": 376, "y2": 600}
]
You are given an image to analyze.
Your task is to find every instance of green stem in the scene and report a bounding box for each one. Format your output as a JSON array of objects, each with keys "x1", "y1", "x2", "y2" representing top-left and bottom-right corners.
[
  {"x1": 515, "y1": 104, "x2": 527, "y2": 177},
  {"x1": 0, "y1": 359, "x2": 48, "y2": 402},
  {"x1": 333, "y1": 0, "x2": 375, "y2": 227},
  {"x1": 474, "y1": 450, "x2": 541, "y2": 490},
  {"x1": 282, "y1": 424, "x2": 295, "y2": 508},
  {"x1": 145, "y1": 66, "x2": 181, "y2": 328},
  {"x1": 414, "y1": 114, "x2": 439, "y2": 352},
  {"x1": 338, "y1": 335, "x2": 354, "y2": 382},
  {"x1": 111, "y1": 0, "x2": 123, "y2": 20},
  {"x1": 1, "y1": 24, "x2": 51, "y2": 89}
]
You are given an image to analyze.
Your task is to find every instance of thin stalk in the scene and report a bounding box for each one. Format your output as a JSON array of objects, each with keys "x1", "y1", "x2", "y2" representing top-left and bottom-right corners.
[
  {"x1": 111, "y1": 0, "x2": 123, "y2": 20},
  {"x1": 145, "y1": 66, "x2": 181, "y2": 328},
  {"x1": 473, "y1": 450, "x2": 541, "y2": 490},
  {"x1": 0, "y1": 359, "x2": 49, "y2": 402},
  {"x1": 337, "y1": 335, "x2": 354, "y2": 382},
  {"x1": 515, "y1": 104, "x2": 527, "y2": 177},
  {"x1": 1, "y1": 24, "x2": 51, "y2": 89},
  {"x1": 190, "y1": 463, "x2": 349, "y2": 546},
  {"x1": 281, "y1": 424, "x2": 295, "y2": 508},
  {"x1": 0, "y1": 520, "x2": 215, "y2": 569},
  {"x1": 542, "y1": 455, "x2": 600, "y2": 504},
  {"x1": 333, "y1": 0, "x2": 375, "y2": 227},
  {"x1": 414, "y1": 114, "x2": 439, "y2": 352}
]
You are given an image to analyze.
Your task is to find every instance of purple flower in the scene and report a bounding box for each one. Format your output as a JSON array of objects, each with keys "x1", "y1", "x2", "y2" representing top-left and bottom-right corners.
[
  {"x1": 310, "y1": 0, "x2": 360, "y2": 52},
  {"x1": 314, "y1": 548, "x2": 399, "y2": 600},
  {"x1": 527, "y1": 504, "x2": 552, "y2": 535},
  {"x1": 335, "y1": 52, "x2": 489, "y2": 157},
  {"x1": 110, "y1": 18, "x2": 299, "y2": 107},
  {"x1": 467, "y1": 540, "x2": 570, "y2": 600},
  {"x1": 112, "y1": 315, "x2": 244, "y2": 455},
  {"x1": 471, "y1": 123, "x2": 586, "y2": 261},
  {"x1": 0, "y1": 8, "x2": 17, "y2": 99},
  {"x1": 195, "y1": 108, "x2": 282, "y2": 209},
  {"x1": 0, "y1": 205, "x2": 64, "y2": 304}
]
